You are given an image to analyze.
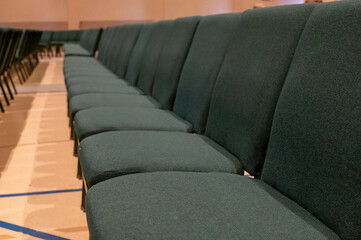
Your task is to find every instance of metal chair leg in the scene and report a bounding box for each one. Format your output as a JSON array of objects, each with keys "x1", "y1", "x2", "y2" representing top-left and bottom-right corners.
[
  {"x1": 0, "y1": 79, "x2": 10, "y2": 105},
  {"x1": 0, "y1": 99, "x2": 4, "y2": 112},
  {"x1": 6, "y1": 71, "x2": 17, "y2": 94},
  {"x1": 2, "y1": 75, "x2": 14, "y2": 100}
]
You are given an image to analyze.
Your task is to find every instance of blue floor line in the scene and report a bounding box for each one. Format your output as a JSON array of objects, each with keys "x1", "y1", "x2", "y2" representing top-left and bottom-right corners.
[
  {"x1": 0, "y1": 220, "x2": 69, "y2": 240},
  {"x1": 0, "y1": 188, "x2": 82, "y2": 198}
]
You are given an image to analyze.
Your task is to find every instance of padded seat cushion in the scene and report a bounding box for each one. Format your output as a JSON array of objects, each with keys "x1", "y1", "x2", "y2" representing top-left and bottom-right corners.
[
  {"x1": 64, "y1": 63, "x2": 108, "y2": 71},
  {"x1": 64, "y1": 44, "x2": 91, "y2": 56},
  {"x1": 65, "y1": 76, "x2": 128, "y2": 88},
  {"x1": 70, "y1": 93, "x2": 160, "y2": 117},
  {"x1": 67, "y1": 83, "x2": 141, "y2": 99},
  {"x1": 74, "y1": 107, "x2": 193, "y2": 140},
  {"x1": 63, "y1": 56, "x2": 98, "y2": 65},
  {"x1": 80, "y1": 131, "x2": 242, "y2": 188},
  {"x1": 86, "y1": 172, "x2": 340, "y2": 240},
  {"x1": 64, "y1": 70, "x2": 118, "y2": 80}
]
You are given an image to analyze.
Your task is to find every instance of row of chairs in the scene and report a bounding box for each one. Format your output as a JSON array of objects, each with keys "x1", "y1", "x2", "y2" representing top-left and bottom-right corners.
[
  {"x1": 0, "y1": 28, "x2": 41, "y2": 112},
  {"x1": 64, "y1": 1, "x2": 360, "y2": 239},
  {"x1": 38, "y1": 30, "x2": 82, "y2": 57},
  {"x1": 39, "y1": 29, "x2": 102, "y2": 58}
]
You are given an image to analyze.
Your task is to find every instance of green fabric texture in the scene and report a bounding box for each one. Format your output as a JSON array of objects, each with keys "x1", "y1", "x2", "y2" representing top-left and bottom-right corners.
[
  {"x1": 69, "y1": 93, "x2": 160, "y2": 117},
  {"x1": 103, "y1": 26, "x2": 127, "y2": 73},
  {"x1": 65, "y1": 77, "x2": 127, "y2": 89},
  {"x1": 97, "y1": 26, "x2": 118, "y2": 66},
  {"x1": 86, "y1": 172, "x2": 340, "y2": 240},
  {"x1": 95, "y1": 27, "x2": 116, "y2": 64},
  {"x1": 74, "y1": 107, "x2": 193, "y2": 140},
  {"x1": 123, "y1": 23, "x2": 156, "y2": 86},
  {"x1": 151, "y1": 16, "x2": 201, "y2": 109},
  {"x1": 65, "y1": 24, "x2": 144, "y2": 93},
  {"x1": 64, "y1": 69, "x2": 117, "y2": 81},
  {"x1": 205, "y1": 4, "x2": 315, "y2": 177},
  {"x1": 79, "y1": 28, "x2": 102, "y2": 55},
  {"x1": 63, "y1": 56, "x2": 99, "y2": 67},
  {"x1": 63, "y1": 44, "x2": 91, "y2": 56},
  {"x1": 113, "y1": 24, "x2": 142, "y2": 79},
  {"x1": 67, "y1": 83, "x2": 141, "y2": 99},
  {"x1": 80, "y1": 131, "x2": 241, "y2": 188},
  {"x1": 173, "y1": 13, "x2": 241, "y2": 134},
  {"x1": 135, "y1": 20, "x2": 174, "y2": 95},
  {"x1": 261, "y1": 2, "x2": 361, "y2": 240}
]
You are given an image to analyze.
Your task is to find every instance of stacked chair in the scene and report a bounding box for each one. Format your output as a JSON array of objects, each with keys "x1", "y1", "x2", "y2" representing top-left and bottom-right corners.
[
  {"x1": 64, "y1": 1, "x2": 360, "y2": 239},
  {"x1": 0, "y1": 28, "x2": 41, "y2": 112}
]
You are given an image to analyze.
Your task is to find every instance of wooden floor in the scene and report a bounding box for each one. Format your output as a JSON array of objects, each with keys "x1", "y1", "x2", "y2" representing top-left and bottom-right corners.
[{"x1": 0, "y1": 57, "x2": 88, "y2": 240}]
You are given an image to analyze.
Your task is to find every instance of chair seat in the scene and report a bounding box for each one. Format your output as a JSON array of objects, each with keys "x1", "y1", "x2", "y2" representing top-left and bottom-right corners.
[
  {"x1": 86, "y1": 172, "x2": 340, "y2": 240},
  {"x1": 64, "y1": 69, "x2": 117, "y2": 80},
  {"x1": 65, "y1": 76, "x2": 128, "y2": 88},
  {"x1": 74, "y1": 107, "x2": 194, "y2": 141},
  {"x1": 70, "y1": 93, "x2": 160, "y2": 117},
  {"x1": 80, "y1": 131, "x2": 242, "y2": 188},
  {"x1": 63, "y1": 56, "x2": 99, "y2": 66},
  {"x1": 67, "y1": 83, "x2": 141, "y2": 99},
  {"x1": 64, "y1": 44, "x2": 91, "y2": 56}
]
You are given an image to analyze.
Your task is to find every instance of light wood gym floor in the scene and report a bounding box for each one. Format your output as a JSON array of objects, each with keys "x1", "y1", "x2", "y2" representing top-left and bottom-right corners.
[{"x1": 0, "y1": 57, "x2": 88, "y2": 240}]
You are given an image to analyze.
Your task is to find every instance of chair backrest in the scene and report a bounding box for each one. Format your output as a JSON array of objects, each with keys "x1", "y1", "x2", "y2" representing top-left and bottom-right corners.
[
  {"x1": 97, "y1": 26, "x2": 117, "y2": 64},
  {"x1": 172, "y1": 13, "x2": 241, "y2": 134},
  {"x1": 39, "y1": 31, "x2": 52, "y2": 45},
  {"x1": 205, "y1": 4, "x2": 315, "y2": 177},
  {"x1": 103, "y1": 26, "x2": 127, "y2": 72},
  {"x1": 261, "y1": 2, "x2": 361, "y2": 239},
  {"x1": 124, "y1": 23, "x2": 156, "y2": 86},
  {"x1": 113, "y1": 24, "x2": 142, "y2": 79},
  {"x1": 135, "y1": 20, "x2": 174, "y2": 95},
  {"x1": 151, "y1": 16, "x2": 201, "y2": 109},
  {"x1": 79, "y1": 28, "x2": 102, "y2": 55}
]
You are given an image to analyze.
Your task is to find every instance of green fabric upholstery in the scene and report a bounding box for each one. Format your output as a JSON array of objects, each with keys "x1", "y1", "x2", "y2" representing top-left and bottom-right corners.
[
  {"x1": 205, "y1": 4, "x2": 315, "y2": 177},
  {"x1": 63, "y1": 44, "x2": 91, "y2": 56},
  {"x1": 69, "y1": 93, "x2": 160, "y2": 117},
  {"x1": 97, "y1": 26, "x2": 118, "y2": 65},
  {"x1": 103, "y1": 26, "x2": 126, "y2": 72},
  {"x1": 261, "y1": 2, "x2": 361, "y2": 240},
  {"x1": 63, "y1": 56, "x2": 99, "y2": 66},
  {"x1": 65, "y1": 23, "x2": 154, "y2": 89},
  {"x1": 63, "y1": 27, "x2": 102, "y2": 57},
  {"x1": 151, "y1": 16, "x2": 201, "y2": 109},
  {"x1": 135, "y1": 20, "x2": 174, "y2": 95},
  {"x1": 122, "y1": 23, "x2": 156, "y2": 86},
  {"x1": 67, "y1": 83, "x2": 141, "y2": 99},
  {"x1": 66, "y1": 22, "x2": 167, "y2": 98},
  {"x1": 64, "y1": 69, "x2": 118, "y2": 80},
  {"x1": 80, "y1": 131, "x2": 241, "y2": 188},
  {"x1": 113, "y1": 24, "x2": 143, "y2": 79},
  {"x1": 78, "y1": 28, "x2": 102, "y2": 56},
  {"x1": 76, "y1": 14, "x2": 244, "y2": 188},
  {"x1": 66, "y1": 77, "x2": 128, "y2": 89},
  {"x1": 74, "y1": 107, "x2": 193, "y2": 140},
  {"x1": 173, "y1": 13, "x2": 241, "y2": 134},
  {"x1": 86, "y1": 172, "x2": 340, "y2": 240}
]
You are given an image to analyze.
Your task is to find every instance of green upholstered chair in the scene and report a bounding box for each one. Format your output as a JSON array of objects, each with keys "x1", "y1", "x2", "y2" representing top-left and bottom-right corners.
[
  {"x1": 85, "y1": 1, "x2": 361, "y2": 239},
  {"x1": 63, "y1": 28, "x2": 102, "y2": 57}
]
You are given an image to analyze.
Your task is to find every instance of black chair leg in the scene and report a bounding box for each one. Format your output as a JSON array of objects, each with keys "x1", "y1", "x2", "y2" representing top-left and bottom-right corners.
[
  {"x1": 15, "y1": 65, "x2": 24, "y2": 84},
  {"x1": 6, "y1": 71, "x2": 17, "y2": 94},
  {"x1": 81, "y1": 180, "x2": 86, "y2": 212},
  {"x1": 77, "y1": 156, "x2": 82, "y2": 179},
  {"x1": 2, "y1": 75, "x2": 14, "y2": 100},
  {"x1": 0, "y1": 99, "x2": 4, "y2": 113},
  {"x1": 0, "y1": 79, "x2": 10, "y2": 105}
]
